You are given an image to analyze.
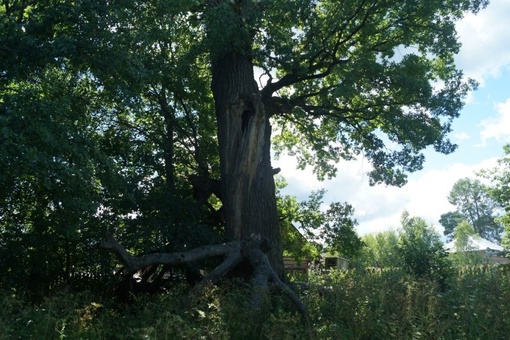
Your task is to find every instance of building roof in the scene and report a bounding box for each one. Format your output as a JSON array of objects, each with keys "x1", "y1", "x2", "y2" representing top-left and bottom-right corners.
[{"x1": 443, "y1": 235, "x2": 503, "y2": 253}]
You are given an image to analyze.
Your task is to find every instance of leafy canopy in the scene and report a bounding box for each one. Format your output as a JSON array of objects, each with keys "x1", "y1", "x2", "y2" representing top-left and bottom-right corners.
[{"x1": 260, "y1": 0, "x2": 487, "y2": 184}]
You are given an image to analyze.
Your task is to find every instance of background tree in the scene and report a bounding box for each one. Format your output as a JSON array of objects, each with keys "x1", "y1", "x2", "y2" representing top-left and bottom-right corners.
[
  {"x1": 0, "y1": 1, "x2": 123, "y2": 290},
  {"x1": 441, "y1": 178, "x2": 503, "y2": 242},
  {"x1": 398, "y1": 212, "x2": 451, "y2": 286},
  {"x1": 277, "y1": 184, "x2": 363, "y2": 262},
  {"x1": 481, "y1": 144, "x2": 510, "y2": 249},
  {"x1": 449, "y1": 220, "x2": 485, "y2": 266},
  {"x1": 276, "y1": 179, "x2": 322, "y2": 262},
  {"x1": 321, "y1": 202, "x2": 365, "y2": 259},
  {"x1": 0, "y1": 67, "x2": 110, "y2": 292},
  {"x1": 439, "y1": 211, "x2": 465, "y2": 242},
  {"x1": 357, "y1": 230, "x2": 402, "y2": 268},
  {"x1": 0, "y1": 0, "x2": 223, "y2": 292}
]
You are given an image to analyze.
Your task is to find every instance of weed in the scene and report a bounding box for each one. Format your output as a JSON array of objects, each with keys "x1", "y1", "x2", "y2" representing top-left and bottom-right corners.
[{"x1": 1, "y1": 266, "x2": 509, "y2": 339}]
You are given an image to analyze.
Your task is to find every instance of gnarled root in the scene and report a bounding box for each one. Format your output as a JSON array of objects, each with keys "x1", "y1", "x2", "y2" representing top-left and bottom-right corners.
[
  {"x1": 98, "y1": 234, "x2": 312, "y2": 334},
  {"x1": 245, "y1": 247, "x2": 312, "y2": 334}
]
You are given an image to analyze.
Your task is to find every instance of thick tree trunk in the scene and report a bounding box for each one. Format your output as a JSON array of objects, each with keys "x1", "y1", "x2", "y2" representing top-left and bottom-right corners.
[{"x1": 210, "y1": 50, "x2": 283, "y2": 277}]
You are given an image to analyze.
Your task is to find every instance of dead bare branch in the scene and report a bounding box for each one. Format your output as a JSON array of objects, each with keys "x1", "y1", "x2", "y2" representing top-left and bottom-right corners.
[{"x1": 98, "y1": 233, "x2": 240, "y2": 273}]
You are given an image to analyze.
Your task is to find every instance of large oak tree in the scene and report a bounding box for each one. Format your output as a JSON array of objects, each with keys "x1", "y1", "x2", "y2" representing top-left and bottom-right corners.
[{"x1": 1, "y1": 0, "x2": 489, "y2": 292}]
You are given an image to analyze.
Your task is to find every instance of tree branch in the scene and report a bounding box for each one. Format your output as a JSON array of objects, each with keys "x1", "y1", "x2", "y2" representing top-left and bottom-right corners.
[{"x1": 98, "y1": 233, "x2": 239, "y2": 272}]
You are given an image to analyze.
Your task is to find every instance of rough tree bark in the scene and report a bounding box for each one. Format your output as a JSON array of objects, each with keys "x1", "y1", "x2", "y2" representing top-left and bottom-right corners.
[{"x1": 208, "y1": 1, "x2": 283, "y2": 278}]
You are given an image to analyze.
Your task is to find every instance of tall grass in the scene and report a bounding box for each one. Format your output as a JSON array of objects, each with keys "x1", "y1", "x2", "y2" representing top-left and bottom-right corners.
[{"x1": 1, "y1": 265, "x2": 509, "y2": 339}]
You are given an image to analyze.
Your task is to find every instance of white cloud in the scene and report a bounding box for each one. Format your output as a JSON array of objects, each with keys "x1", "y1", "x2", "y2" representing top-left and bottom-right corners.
[
  {"x1": 274, "y1": 154, "x2": 370, "y2": 201},
  {"x1": 455, "y1": 0, "x2": 510, "y2": 85},
  {"x1": 453, "y1": 132, "x2": 470, "y2": 142},
  {"x1": 479, "y1": 98, "x2": 510, "y2": 143},
  {"x1": 275, "y1": 153, "x2": 499, "y2": 237},
  {"x1": 463, "y1": 90, "x2": 476, "y2": 105}
]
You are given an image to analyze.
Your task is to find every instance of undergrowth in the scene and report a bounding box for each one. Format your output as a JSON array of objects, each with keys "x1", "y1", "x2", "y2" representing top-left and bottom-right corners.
[{"x1": 1, "y1": 265, "x2": 509, "y2": 339}]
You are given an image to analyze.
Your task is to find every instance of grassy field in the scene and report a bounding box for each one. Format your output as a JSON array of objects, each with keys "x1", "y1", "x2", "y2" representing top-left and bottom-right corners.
[{"x1": 2, "y1": 265, "x2": 509, "y2": 339}]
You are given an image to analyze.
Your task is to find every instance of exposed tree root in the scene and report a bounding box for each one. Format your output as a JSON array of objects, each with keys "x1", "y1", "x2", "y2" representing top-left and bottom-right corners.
[
  {"x1": 245, "y1": 247, "x2": 312, "y2": 331},
  {"x1": 99, "y1": 234, "x2": 313, "y2": 335}
]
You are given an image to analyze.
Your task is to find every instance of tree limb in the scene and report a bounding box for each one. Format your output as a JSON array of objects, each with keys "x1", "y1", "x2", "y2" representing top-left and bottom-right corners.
[{"x1": 98, "y1": 233, "x2": 239, "y2": 272}]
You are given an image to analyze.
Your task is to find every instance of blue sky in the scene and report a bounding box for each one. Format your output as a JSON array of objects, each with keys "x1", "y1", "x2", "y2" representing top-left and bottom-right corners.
[{"x1": 274, "y1": 0, "x2": 510, "y2": 237}]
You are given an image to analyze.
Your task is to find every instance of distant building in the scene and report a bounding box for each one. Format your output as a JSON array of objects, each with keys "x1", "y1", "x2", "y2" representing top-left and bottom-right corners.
[
  {"x1": 443, "y1": 235, "x2": 509, "y2": 265},
  {"x1": 282, "y1": 223, "x2": 351, "y2": 273},
  {"x1": 283, "y1": 255, "x2": 349, "y2": 273},
  {"x1": 324, "y1": 256, "x2": 349, "y2": 270},
  {"x1": 283, "y1": 257, "x2": 311, "y2": 273}
]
